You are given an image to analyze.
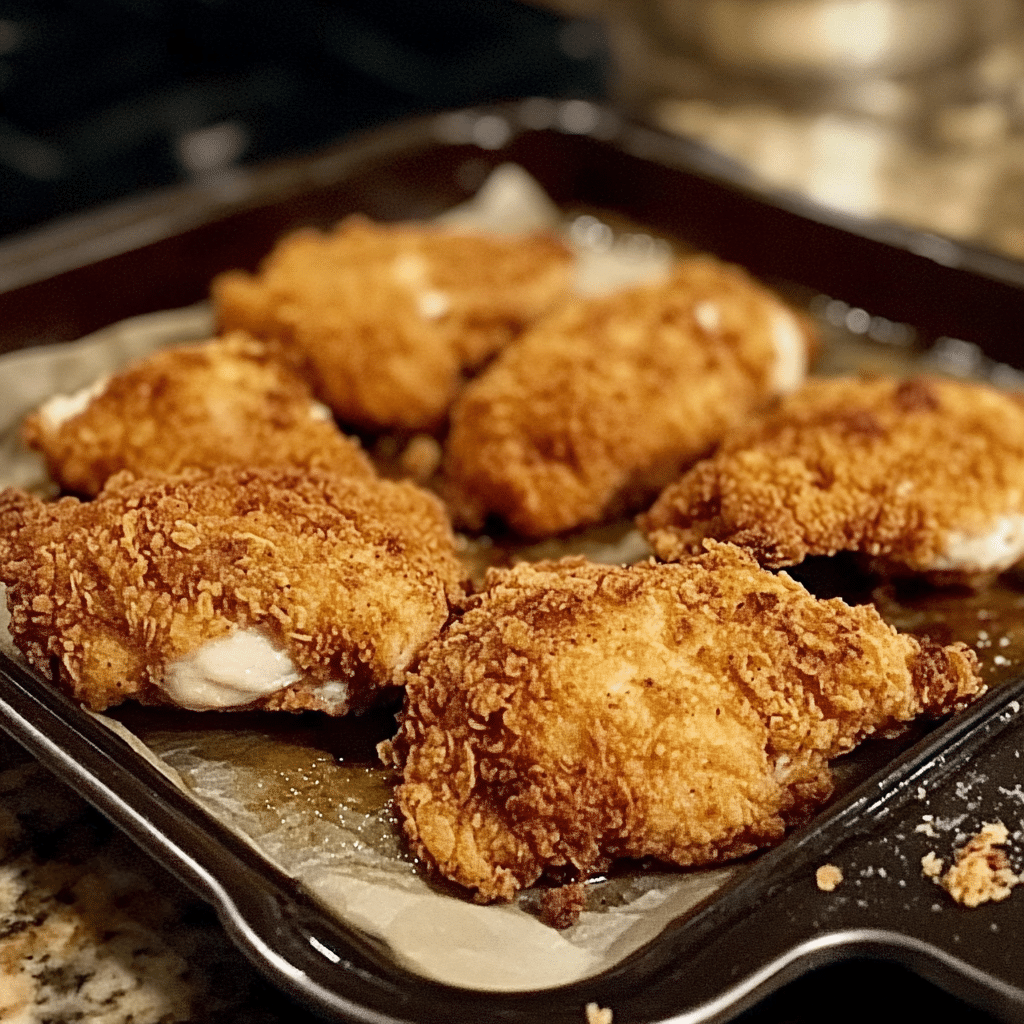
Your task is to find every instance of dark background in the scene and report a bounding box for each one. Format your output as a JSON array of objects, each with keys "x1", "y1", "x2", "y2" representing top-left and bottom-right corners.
[{"x1": 0, "y1": 0, "x2": 609, "y2": 238}]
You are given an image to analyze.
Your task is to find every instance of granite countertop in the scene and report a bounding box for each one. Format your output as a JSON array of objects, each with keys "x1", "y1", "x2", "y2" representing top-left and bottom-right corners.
[{"x1": 0, "y1": 732, "x2": 318, "y2": 1024}]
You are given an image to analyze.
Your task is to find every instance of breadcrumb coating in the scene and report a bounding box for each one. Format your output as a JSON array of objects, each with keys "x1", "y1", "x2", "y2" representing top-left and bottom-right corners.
[
  {"x1": 641, "y1": 375, "x2": 1024, "y2": 581},
  {"x1": 211, "y1": 216, "x2": 573, "y2": 431},
  {"x1": 0, "y1": 467, "x2": 463, "y2": 713},
  {"x1": 443, "y1": 256, "x2": 813, "y2": 538},
  {"x1": 21, "y1": 333, "x2": 374, "y2": 497},
  {"x1": 386, "y1": 543, "x2": 981, "y2": 902}
]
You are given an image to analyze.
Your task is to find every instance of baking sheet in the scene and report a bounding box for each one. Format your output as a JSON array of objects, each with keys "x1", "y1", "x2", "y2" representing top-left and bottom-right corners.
[{"x1": 3, "y1": 107, "x2": 1024, "y2": 1016}]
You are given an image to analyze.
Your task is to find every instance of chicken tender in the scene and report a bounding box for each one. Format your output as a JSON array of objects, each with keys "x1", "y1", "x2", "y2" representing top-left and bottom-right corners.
[
  {"x1": 443, "y1": 256, "x2": 813, "y2": 538},
  {"x1": 0, "y1": 467, "x2": 463, "y2": 714},
  {"x1": 385, "y1": 544, "x2": 981, "y2": 903},
  {"x1": 641, "y1": 375, "x2": 1024, "y2": 583},
  {"x1": 22, "y1": 333, "x2": 374, "y2": 497},
  {"x1": 212, "y1": 216, "x2": 573, "y2": 431}
]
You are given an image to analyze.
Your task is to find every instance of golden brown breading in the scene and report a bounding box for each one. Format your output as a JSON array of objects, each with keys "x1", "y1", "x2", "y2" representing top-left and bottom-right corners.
[
  {"x1": 385, "y1": 544, "x2": 981, "y2": 903},
  {"x1": 21, "y1": 333, "x2": 375, "y2": 497},
  {"x1": 443, "y1": 256, "x2": 813, "y2": 538},
  {"x1": 211, "y1": 216, "x2": 574, "y2": 431},
  {"x1": 0, "y1": 467, "x2": 463, "y2": 714},
  {"x1": 640, "y1": 375, "x2": 1024, "y2": 582}
]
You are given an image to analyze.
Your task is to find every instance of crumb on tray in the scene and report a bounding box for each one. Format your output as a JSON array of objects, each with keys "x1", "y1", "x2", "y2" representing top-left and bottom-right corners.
[
  {"x1": 815, "y1": 864, "x2": 843, "y2": 892},
  {"x1": 920, "y1": 850, "x2": 944, "y2": 879},
  {"x1": 586, "y1": 1002, "x2": 613, "y2": 1024},
  {"x1": 540, "y1": 882, "x2": 587, "y2": 929},
  {"x1": 924, "y1": 822, "x2": 1020, "y2": 907}
]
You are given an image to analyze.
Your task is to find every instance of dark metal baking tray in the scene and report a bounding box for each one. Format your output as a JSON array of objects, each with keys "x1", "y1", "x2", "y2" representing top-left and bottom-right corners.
[{"x1": 2, "y1": 99, "x2": 1024, "y2": 1023}]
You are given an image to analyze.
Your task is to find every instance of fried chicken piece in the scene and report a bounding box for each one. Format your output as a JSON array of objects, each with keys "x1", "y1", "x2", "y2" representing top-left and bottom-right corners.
[
  {"x1": 21, "y1": 333, "x2": 374, "y2": 497},
  {"x1": 443, "y1": 255, "x2": 813, "y2": 538},
  {"x1": 0, "y1": 467, "x2": 463, "y2": 714},
  {"x1": 641, "y1": 375, "x2": 1024, "y2": 584},
  {"x1": 211, "y1": 216, "x2": 574, "y2": 431},
  {"x1": 385, "y1": 544, "x2": 981, "y2": 903}
]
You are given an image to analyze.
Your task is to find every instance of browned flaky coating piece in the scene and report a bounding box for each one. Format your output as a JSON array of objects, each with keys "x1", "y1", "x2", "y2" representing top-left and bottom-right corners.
[
  {"x1": 21, "y1": 333, "x2": 375, "y2": 497},
  {"x1": 211, "y1": 216, "x2": 574, "y2": 431},
  {"x1": 640, "y1": 375, "x2": 1024, "y2": 582},
  {"x1": 0, "y1": 467, "x2": 463, "y2": 714},
  {"x1": 443, "y1": 255, "x2": 813, "y2": 539},
  {"x1": 385, "y1": 544, "x2": 982, "y2": 903}
]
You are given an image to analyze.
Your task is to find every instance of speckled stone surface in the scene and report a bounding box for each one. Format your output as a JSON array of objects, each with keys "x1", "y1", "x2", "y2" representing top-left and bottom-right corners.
[{"x1": 0, "y1": 732, "x2": 322, "y2": 1024}]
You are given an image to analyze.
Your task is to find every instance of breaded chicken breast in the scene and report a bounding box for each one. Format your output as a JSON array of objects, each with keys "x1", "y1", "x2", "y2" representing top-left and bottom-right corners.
[
  {"x1": 641, "y1": 375, "x2": 1024, "y2": 583},
  {"x1": 0, "y1": 467, "x2": 463, "y2": 714},
  {"x1": 384, "y1": 544, "x2": 981, "y2": 903},
  {"x1": 21, "y1": 333, "x2": 374, "y2": 497},
  {"x1": 211, "y1": 216, "x2": 573, "y2": 431},
  {"x1": 443, "y1": 255, "x2": 813, "y2": 538}
]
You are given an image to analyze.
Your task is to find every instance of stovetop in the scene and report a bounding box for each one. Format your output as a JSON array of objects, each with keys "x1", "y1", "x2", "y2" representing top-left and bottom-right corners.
[{"x1": 0, "y1": 0, "x2": 607, "y2": 237}]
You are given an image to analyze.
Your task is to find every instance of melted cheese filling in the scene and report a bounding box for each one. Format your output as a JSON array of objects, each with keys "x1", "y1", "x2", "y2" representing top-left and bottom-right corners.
[
  {"x1": 161, "y1": 629, "x2": 352, "y2": 712},
  {"x1": 768, "y1": 306, "x2": 809, "y2": 395},
  {"x1": 37, "y1": 375, "x2": 110, "y2": 432},
  {"x1": 161, "y1": 630, "x2": 301, "y2": 711},
  {"x1": 930, "y1": 514, "x2": 1024, "y2": 573}
]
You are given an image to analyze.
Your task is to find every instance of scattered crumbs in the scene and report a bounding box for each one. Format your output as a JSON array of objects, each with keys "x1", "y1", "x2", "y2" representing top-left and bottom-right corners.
[
  {"x1": 877, "y1": 867, "x2": 887, "y2": 879},
  {"x1": 916, "y1": 820, "x2": 939, "y2": 838},
  {"x1": 999, "y1": 636, "x2": 1011, "y2": 647},
  {"x1": 994, "y1": 655, "x2": 1011, "y2": 667},
  {"x1": 929, "y1": 822, "x2": 1020, "y2": 908},
  {"x1": 956, "y1": 782, "x2": 978, "y2": 801},
  {"x1": 815, "y1": 864, "x2": 843, "y2": 892},
  {"x1": 991, "y1": 922, "x2": 1000, "y2": 932},
  {"x1": 916, "y1": 786, "x2": 927, "y2": 800},
  {"x1": 586, "y1": 1003, "x2": 613, "y2": 1024},
  {"x1": 1011, "y1": 701, "x2": 1021, "y2": 714},
  {"x1": 540, "y1": 882, "x2": 586, "y2": 930},
  {"x1": 921, "y1": 851, "x2": 944, "y2": 879}
]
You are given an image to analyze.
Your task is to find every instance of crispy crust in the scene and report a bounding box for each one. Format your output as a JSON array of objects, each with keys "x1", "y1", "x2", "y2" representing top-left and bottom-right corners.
[
  {"x1": 0, "y1": 467, "x2": 464, "y2": 713},
  {"x1": 21, "y1": 333, "x2": 375, "y2": 497},
  {"x1": 641, "y1": 375, "x2": 1024, "y2": 578},
  {"x1": 388, "y1": 544, "x2": 981, "y2": 901},
  {"x1": 211, "y1": 216, "x2": 573, "y2": 431},
  {"x1": 443, "y1": 256, "x2": 813, "y2": 538}
]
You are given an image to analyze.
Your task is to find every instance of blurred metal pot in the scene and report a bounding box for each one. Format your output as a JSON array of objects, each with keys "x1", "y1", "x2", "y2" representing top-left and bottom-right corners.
[
  {"x1": 678, "y1": 0, "x2": 983, "y2": 80},
  {"x1": 538, "y1": 0, "x2": 1017, "y2": 99}
]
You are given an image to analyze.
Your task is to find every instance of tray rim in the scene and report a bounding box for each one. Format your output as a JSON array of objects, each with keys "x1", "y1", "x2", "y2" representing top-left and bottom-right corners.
[{"x1": 3, "y1": 97, "x2": 1024, "y2": 298}]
